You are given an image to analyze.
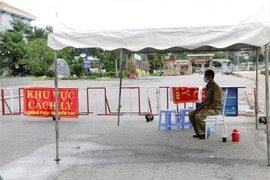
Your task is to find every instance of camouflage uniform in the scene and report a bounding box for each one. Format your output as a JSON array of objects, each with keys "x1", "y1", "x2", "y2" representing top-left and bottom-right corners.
[{"x1": 189, "y1": 81, "x2": 222, "y2": 135}]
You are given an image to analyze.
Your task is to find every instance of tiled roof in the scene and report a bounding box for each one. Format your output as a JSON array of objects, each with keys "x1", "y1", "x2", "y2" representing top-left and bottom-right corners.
[
  {"x1": 163, "y1": 58, "x2": 175, "y2": 63},
  {"x1": 0, "y1": 1, "x2": 36, "y2": 20}
]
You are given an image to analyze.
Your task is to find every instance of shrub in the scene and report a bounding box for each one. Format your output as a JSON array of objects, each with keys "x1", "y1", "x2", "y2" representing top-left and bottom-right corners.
[
  {"x1": 136, "y1": 69, "x2": 142, "y2": 77},
  {"x1": 150, "y1": 73, "x2": 160, "y2": 76},
  {"x1": 46, "y1": 69, "x2": 55, "y2": 77},
  {"x1": 249, "y1": 66, "x2": 255, "y2": 71},
  {"x1": 88, "y1": 76, "x2": 96, "y2": 79},
  {"x1": 32, "y1": 76, "x2": 54, "y2": 80},
  {"x1": 106, "y1": 71, "x2": 116, "y2": 77},
  {"x1": 125, "y1": 60, "x2": 136, "y2": 75},
  {"x1": 31, "y1": 69, "x2": 45, "y2": 77},
  {"x1": 141, "y1": 69, "x2": 146, "y2": 76},
  {"x1": 260, "y1": 69, "x2": 270, "y2": 75},
  {"x1": 118, "y1": 70, "x2": 126, "y2": 78},
  {"x1": 70, "y1": 64, "x2": 83, "y2": 76},
  {"x1": 60, "y1": 77, "x2": 79, "y2": 80}
]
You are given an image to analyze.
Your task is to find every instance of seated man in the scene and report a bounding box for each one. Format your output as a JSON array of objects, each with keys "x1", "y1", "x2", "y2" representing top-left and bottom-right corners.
[{"x1": 188, "y1": 69, "x2": 222, "y2": 139}]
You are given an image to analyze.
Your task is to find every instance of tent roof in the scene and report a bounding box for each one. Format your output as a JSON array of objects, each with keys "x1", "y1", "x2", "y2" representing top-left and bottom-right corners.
[{"x1": 47, "y1": 0, "x2": 270, "y2": 52}]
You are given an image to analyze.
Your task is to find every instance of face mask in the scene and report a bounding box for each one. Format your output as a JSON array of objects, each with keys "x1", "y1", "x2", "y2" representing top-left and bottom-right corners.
[{"x1": 203, "y1": 77, "x2": 209, "y2": 83}]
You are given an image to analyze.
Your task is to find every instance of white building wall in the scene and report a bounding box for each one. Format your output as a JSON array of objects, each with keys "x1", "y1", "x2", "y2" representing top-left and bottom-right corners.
[
  {"x1": 0, "y1": 12, "x2": 32, "y2": 32},
  {"x1": 1, "y1": 12, "x2": 14, "y2": 32}
]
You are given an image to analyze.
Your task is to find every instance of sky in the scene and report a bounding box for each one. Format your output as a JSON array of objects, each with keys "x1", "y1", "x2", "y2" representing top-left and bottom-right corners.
[
  {"x1": 4, "y1": 0, "x2": 61, "y2": 27},
  {"x1": 3, "y1": 0, "x2": 270, "y2": 30}
]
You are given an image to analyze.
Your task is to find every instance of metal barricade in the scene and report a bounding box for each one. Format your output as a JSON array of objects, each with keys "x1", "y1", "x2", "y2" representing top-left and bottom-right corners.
[
  {"x1": 0, "y1": 86, "x2": 252, "y2": 118},
  {"x1": 1, "y1": 88, "x2": 24, "y2": 115},
  {"x1": 84, "y1": 86, "x2": 159, "y2": 116}
]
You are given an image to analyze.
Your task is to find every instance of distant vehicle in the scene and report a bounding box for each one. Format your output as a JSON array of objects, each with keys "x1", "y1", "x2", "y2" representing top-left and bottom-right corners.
[{"x1": 11, "y1": 63, "x2": 31, "y2": 77}]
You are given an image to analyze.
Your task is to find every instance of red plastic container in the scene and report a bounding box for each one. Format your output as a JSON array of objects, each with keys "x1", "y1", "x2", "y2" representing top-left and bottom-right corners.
[{"x1": 232, "y1": 129, "x2": 240, "y2": 142}]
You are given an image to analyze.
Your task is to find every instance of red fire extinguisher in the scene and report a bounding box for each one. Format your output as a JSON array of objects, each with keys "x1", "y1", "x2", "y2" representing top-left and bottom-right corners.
[{"x1": 231, "y1": 129, "x2": 240, "y2": 142}]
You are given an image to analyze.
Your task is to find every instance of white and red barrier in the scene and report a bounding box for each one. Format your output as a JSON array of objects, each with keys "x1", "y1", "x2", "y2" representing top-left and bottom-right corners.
[{"x1": 1, "y1": 86, "x2": 250, "y2": 117}]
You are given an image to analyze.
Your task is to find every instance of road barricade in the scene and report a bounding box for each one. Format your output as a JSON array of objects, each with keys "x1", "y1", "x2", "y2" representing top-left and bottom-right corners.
[
  {"x1": 83, "y1": 86, "x2": 158, "y2": 116},
  {"x1": 0, "y1": 86, "x2": 250, "y2": 118},
  {"x1": 1, "y1": 88, "x2": 24, "y2": 115}
]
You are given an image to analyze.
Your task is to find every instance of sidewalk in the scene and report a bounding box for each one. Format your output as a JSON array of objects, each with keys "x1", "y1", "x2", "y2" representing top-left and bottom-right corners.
[{"x1": 234, "y1": 71, "x2": 269, "y2": 116}]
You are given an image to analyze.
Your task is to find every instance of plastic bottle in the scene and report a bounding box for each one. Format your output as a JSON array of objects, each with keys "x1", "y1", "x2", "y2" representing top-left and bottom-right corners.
[{"x1": 207, "y1": 122, "x2": 215, "y2": 134}]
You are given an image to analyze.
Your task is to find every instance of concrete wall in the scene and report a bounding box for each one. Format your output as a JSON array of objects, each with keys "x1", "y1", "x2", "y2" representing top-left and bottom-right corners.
[{"x1": 0, "y1": 77, "x2": 32, "y2": 87}]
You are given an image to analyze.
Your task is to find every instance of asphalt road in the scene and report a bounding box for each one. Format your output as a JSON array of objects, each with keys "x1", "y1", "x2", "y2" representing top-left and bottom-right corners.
[{"x1": 1, "y1": 74, "x2": 269, "y2": 180}]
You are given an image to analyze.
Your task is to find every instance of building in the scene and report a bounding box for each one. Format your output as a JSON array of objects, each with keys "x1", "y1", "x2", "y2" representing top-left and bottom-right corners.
[
  {"x1": 0, "y1": 1, "x2": 36, "y2": 32},
  {"x1": 163, "y1": 58, "x2": 192, "y2": 76}
]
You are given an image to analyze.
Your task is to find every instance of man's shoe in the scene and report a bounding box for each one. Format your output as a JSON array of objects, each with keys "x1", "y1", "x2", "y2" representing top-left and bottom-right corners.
[
  {"x1": 199, "y1": 135, "x2": 206, "y2": 139},
  {"x1": 193, "y1": 135, "x2": 200, "y2": 138},
  {"x1": 199, "y1": 134, "x2": 210, "y2": 139}
]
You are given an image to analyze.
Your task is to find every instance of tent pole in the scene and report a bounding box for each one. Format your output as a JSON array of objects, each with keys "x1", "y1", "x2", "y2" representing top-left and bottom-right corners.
[
  {"x1": 255, "y1": 48, "x2": 259, "y2": 129},
  {"x1": 265, "y1": 43, "x2": 270, "y2": 166},
  {"x1": 54, "y1": 50, "x2": 60, "y2": 163},
  {"x1": 117, "y1": 49, "x2": 123, "y2": 126}
]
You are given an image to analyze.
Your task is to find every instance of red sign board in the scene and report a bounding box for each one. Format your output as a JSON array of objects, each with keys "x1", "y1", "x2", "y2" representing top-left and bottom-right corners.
[
  {"x1": 23, "y1": 87, "x2": 79, "y2": 118},
  {"x1": 171, "y1": 86, "x2": 206, "y2": 103}
]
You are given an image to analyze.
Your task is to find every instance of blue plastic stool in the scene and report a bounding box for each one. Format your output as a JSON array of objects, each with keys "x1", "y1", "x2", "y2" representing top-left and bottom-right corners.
[
  {"x1": 158, "y1": 109, "x2": 178, "y2": 131},
  {"x1": 178, "y1": 108, "x2": 193, "y2": 130}
]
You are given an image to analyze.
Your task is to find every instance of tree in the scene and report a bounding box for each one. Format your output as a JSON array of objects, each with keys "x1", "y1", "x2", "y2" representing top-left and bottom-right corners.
[
  {"x1": 70, "y1": 57, "x2": 84, "y2": 76},
  {"x1": 32, "y1": 26, "x2": 53, "y2": 39},
  {"x1": 85, "y1": 48, "x2": 105, "y2": 71},
  {"x1": 0, "y1": 31, "x2": 26, "y2": 73},
  {"x1": 153, "y1": 55, "x2": 158, "y2": 70},
  {"x1": 103, "y1": 51, "x2": 116, "y2": 72},
  {"x1": 213, "y1": 51, "x2": 226, "y2": 59},
  {"x1": 173, "y1": 52, "x2": 188, "y2": 60},
  {"x1": 147, "y1": 53, "x2": 166, "y2": 73},
  {"x1": 57, "y1": 47, "x2": 77, "y2": 66},
  {"x1": 125, "y1": 60, "x2": 136, "y2": 75},
  {"x1": 9, "y1": 19, "x2": 33, "y2": 41},
  {"x1": 24, "y1": 38, "x2": 54, "y2": 76}
]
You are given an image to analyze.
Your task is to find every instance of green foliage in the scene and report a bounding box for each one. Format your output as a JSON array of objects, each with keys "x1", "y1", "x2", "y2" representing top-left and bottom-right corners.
[
  {"x1": 46, "y1": 69, "x2": 55, "y2": 77},
  {"x1": 89, "y1": 72, "x2": 102, "y2": 77},
  {"x1": 9, "y1": 19, "x2": 33, "y2": 39},
  {"x1": 103, "y1": 51, "x2": 116, "y2": 72},
  {"x1": 24, "y1": 38, "x2": 54, "y2": 75},
  {"x1": 32, "y1": 76, "x2": 54, "y2": 80},
  {"x1": 249, "y1": 66, "x2": 255, "y2": 71},
  {"x1": 213, "y1": 51, "x2": 226, "y2": 59},
  {"x1": 106, "y1": 71, "x2": 116, "y2": 77},
  {"x1": 172, "y1": 53, "x2": 188, "y2": 60},
  {"x1": 58, "y1": 47, "x2": 77, "y2": 66},
  {"x1": 70, "y1": 63, "x2": 83, "y2": 76},
  {"x1": 0, "y1": 18, "x2": 121, "y2": 78},
  {"x1": 260, "y1": 69, "x2": 270, "y2": 75},
  {"x1": 125, "y1": 60, "x2": 136, "y2": 75},
  {"x1": 0, "y1": 19, "x2": 56, "y2": 76},
  {"x1": 150, "y1": 73, "x2": 160, "y2": 76},
  {"x1": 118, "y1": 70, "x2": 126, "y2": 78},
  {"x1": 32, "y1": 26, "x2": 53, "y2": 39},
  {"x1": 250, "y1": 52, "x2": 265, "y2": 64},
  {"x1": 0, "y1": 31, "x2": 26, "y2": 72},
  {"x1": 87, "y1": 76, "x2": 96, "y2": 80},
  {"x1": 192, "y1": 67, "x2": 196, "y2": 73},
  {"x1": 61, "y1": 77, "x2": 79, "y2": 80},
  {"x1": 136, "y1": 69, "x2": 142, "y2": 77},
  {"x1": 148, "y1": 53, "x2": 165, "y2": 72}
]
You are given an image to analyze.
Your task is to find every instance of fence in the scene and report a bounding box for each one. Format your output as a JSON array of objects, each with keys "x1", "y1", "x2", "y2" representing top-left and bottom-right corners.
[{"x1": 1, "y1": 86, "x2": 251, "y2": 118}]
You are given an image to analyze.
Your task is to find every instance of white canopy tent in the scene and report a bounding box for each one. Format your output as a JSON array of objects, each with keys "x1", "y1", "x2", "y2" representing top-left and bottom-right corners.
[
  {"x1": 47, "y1": 0, "x2": 270, "y2": 164},
  {"x1": 48, "y1": 0, "x2": 270, "y2": 52}
]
